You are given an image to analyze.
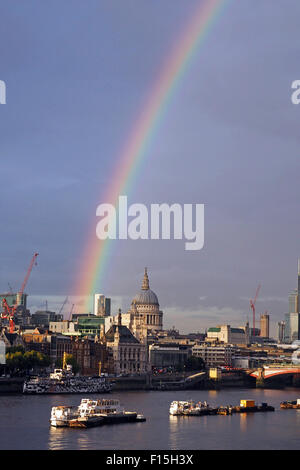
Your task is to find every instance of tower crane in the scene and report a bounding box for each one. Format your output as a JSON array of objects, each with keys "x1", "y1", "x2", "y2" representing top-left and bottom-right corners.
[
  {"x1": 17, "y1": 253, "x2": 39, "y2": 303},
  {"x1": 58, "y1": 297, "x2": 69, "y2": 316},
  {"x1": 250, "y1": 283, "x2": 261, "y2": 337},
  {"x1": 68, "y1": 304, "x2": 75, "y2": 321},
  {"x1": 1, "y1": 253, "x2": 39, "y2": 333}
]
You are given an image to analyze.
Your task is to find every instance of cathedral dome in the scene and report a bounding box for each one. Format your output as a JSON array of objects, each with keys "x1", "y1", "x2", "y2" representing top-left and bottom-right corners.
[
  {"x1": 133, "y1": 289, "x2": 159, "y2": 306},
  {"x1": 132, "y1": 268, "x2": 159, "y2": 306}
]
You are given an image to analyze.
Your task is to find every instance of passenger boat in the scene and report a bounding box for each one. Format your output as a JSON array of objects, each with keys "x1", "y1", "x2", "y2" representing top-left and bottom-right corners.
[
  {"x1": 24, "y1": 365, "x2": 112, "y2": 395},
  {"x1": 50, "y1": 398, "x2": 146, "y2": 428},
  {"x1": 280, "y1": 399, "x2": 300, "y2": 409}
]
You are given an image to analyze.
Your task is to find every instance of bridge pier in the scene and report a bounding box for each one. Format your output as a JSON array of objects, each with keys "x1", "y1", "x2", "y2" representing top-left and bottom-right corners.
[
  {"x1": 255, "y1": 368, "x2": 265, "y2": 388},
  {"x1": 292, "y1": 373, "x2": 300, "y2": 387},
  {"x1": 250, "y1": 366, "x2": 300, "y2": 388}
]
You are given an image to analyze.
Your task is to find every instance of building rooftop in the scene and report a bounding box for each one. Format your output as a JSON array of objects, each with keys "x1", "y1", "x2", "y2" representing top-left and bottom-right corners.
[{"x1": 105, "y1": 324, "x2": 139, "y2": 344}]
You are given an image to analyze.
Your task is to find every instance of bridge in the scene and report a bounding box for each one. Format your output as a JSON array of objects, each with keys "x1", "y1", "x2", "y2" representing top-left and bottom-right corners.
[{"x1": 247, "y1": 365, "x2": 300, "y2": 382}]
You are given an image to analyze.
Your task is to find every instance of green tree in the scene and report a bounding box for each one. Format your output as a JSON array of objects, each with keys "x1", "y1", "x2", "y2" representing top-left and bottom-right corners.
[
  {"x1": 184, "y1": 355, "x2": 206, "y2": 371},
  {"x1": 56, "y1": 354, "x2": 80, "y2": 374},
  {"x1": 5, "y1": 350, "x2": 51, "y2": 375}
]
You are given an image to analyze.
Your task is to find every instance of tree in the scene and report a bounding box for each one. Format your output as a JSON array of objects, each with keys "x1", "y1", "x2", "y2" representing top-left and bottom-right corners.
[
  {"x1": 56, "y1": 354, "x2": 80, "y2": 374},
  {"x1": 184, "y1": 355, "x2": 206, "y2": 371},
  {"x1": 5, "y1": 350, "x2": 51, "y2": 375}
]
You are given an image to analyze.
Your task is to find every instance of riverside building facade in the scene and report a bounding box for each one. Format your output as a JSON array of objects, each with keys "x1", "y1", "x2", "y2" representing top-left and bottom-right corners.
[{"x1": 206, "y1": 324, "x2": 249, "y2": 345}]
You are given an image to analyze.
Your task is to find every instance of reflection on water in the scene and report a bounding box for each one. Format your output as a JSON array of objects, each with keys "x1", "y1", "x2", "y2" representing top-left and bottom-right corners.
[
  {"x1": 169, "y1": 415, "x2": 180, "y2": 450},
  {"x1": 239, "y1": 413, "x2": 249, "y2": 433},
  {"x1": 48, "y1": 427, "x2": 68, "y2": 450}
]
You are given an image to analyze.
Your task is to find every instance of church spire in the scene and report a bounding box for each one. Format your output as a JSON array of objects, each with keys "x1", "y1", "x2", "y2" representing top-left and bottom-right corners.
[{"x1": 142, "y1": 267, "x2": 149, "y2": 290}]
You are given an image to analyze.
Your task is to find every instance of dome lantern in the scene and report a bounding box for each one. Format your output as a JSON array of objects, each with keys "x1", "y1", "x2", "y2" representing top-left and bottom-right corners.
[{"x1": 142, "y1": 267, "x2": 149, "y2": 290}]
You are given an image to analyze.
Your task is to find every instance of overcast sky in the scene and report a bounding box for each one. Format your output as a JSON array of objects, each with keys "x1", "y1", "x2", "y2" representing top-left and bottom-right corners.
[{"x1": 0, "y1": 0, "x2": 299, "y2": 338}]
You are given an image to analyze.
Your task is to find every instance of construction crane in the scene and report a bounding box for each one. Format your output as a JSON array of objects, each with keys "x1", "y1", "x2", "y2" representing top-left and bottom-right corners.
[
  {"x1": 58, "y1": 297, "x2": 69, "y2": 316},
  {"x1": 250, "y1": 284, "x2": 261, "y2": 337},
  {"x1": 1, "y1": 298, "x2": 15, "y2": 333},
  {"x1": 68, "y1": 304, "x2": 75, "y2": 321},
  {"x1": 17, "y1": 253, "x2": 39, "y2": 304},
  {"x1": 1, "y1": 252, "x2": 39, "y2": 333}
]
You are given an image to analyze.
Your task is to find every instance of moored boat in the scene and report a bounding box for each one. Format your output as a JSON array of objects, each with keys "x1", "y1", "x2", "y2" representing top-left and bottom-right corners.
[
  {"x1": 169, "y1": 401, "x2": 190, "y2": 416},
  {"x1": 280, "y1": 399, "x2": 300, "y2": 409},
  {"x1": 69, "y1": 415, "x2": 105, "y2": 428},
  {"x1": 170, "y1": 400, "x2": 214, "y2": 416},
  {"x1": 217, "y1": 406, "x2": 232, "y2": 415},
  {"x1": 169, "y1": 399, "x2": 274, "y2": 417},
  {"x1": 50, "y1": 405, "x2": 79, "y2": 427},
  {"x1": 24, "y1": 365, "x2": 112, "y2": 395},
  {"x1": 50, "y1": 397, "x2": 146, "y2": 428},
  {"x1": 232, "y1": 400, "x2": 274, "y2": 413}
]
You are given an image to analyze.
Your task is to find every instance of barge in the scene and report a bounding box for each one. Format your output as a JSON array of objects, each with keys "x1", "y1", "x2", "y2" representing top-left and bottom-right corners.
[
  {"x1": 234, "y1": 400, "x2": 274, "y2": 413},
  {"x1": 169, "y1": 399, "x2": 274, "y2": 416}
]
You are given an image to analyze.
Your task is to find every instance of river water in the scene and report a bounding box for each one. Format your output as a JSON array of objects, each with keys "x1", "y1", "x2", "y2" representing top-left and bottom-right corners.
[{"x1": 0, "y1": 388, "x2": 299, "y2": 450}]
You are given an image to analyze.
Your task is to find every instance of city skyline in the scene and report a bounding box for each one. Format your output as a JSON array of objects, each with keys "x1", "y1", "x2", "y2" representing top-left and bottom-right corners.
[{"x1": 22, "y1": 259, "x2": 300, "y2": 339}]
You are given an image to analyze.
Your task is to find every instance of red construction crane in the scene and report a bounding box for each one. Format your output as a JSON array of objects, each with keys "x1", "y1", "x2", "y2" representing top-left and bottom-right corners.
[
  {"x1": 18, "y1": 253, "x2": 39, "y2": 300},
  {"x1": 1, "y1": 253, "x2": 39, "y2": 333},
  {"x1": 1, "y1": 298, "x2": 15, "y2": 333},
  {"x1": 250, "y1": 284, "x2": 261, "y2": 337}
]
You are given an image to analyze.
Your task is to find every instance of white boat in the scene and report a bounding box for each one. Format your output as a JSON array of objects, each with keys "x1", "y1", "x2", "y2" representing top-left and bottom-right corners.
[
  {"x1": 169, "y1": 401, "x2": 190, "y2": 415},
  {"x1": 50, "y1": 398, "x2": 145, "y2": 428},
  {"x1": 78, "y1": 398, "x2": 124, "y2": 416},
  {"x1": 169, "y1": 400, "x2": 213, "y2": 416},
  {"x1": 50, "y1": 405, "x2": 79, "y2": 427}
]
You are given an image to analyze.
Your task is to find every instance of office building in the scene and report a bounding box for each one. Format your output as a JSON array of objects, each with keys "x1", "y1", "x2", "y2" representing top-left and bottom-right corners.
[
  {"x1": 94, "y1": 294, "x2": 111, "y2": 317},
  {"x1": 284, "y1": 259, "x2": 300, "y2": 342},
  {"x1": 260, "y1": 313, "x2": 270, "y2": 338},
  {"x1": 278, "y1": 321, "x2": 285, "y2": 343}
]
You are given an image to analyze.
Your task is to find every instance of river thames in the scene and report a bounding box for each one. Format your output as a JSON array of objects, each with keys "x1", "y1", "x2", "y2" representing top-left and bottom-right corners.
[{"x1": 0, "y1": 388, "x2": 299, "y2": 450}]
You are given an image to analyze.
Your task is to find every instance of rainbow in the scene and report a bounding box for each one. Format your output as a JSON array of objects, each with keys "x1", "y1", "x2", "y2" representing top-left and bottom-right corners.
[{"x1": 73, "y1": 0, "x2": 230, "y2": 312}]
